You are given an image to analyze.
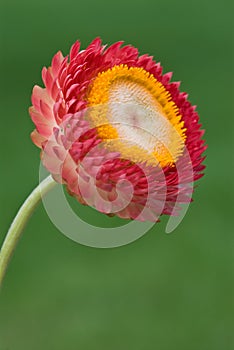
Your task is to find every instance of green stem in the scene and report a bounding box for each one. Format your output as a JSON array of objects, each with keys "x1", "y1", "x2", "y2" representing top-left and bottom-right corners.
[{"x1": 0, "y1": 175, "x2": 57, "y2": 288}]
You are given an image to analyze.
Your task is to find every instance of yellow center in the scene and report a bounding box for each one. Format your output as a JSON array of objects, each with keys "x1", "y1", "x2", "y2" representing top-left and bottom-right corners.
[{"x1": 86, "y1": 64, "x2": 186, "y2": 167}]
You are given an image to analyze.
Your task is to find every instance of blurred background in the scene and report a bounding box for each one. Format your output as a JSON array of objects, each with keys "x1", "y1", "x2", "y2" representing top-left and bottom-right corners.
[{"x1": 0, "y1": 0, "x2": 232, "y2": 349}]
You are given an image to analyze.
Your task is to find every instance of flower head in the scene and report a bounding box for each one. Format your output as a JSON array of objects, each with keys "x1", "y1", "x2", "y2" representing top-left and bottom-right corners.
[{"x1": 29, "y1": 38, "x2": 206, "y2": 222}]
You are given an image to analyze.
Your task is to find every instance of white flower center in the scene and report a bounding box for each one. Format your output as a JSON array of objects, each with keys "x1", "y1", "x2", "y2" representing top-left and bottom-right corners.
[{"x1": 108, "y1": 80, "x2": 178, "y2": 157}]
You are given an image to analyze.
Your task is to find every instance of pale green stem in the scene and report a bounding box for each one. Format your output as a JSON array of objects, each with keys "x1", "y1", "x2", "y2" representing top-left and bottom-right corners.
[{"x1": 0, "y1": 175, "x2": 57, "y2": 288}]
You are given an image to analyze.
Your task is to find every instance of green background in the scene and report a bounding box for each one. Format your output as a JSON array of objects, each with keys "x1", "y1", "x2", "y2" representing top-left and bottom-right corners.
[{"x1": 0, "y1": 0, "x2": 232, "y2": 349}]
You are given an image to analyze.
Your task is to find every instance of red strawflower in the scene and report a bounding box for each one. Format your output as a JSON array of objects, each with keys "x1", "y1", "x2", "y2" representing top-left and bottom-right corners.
[{"x1": 29, "y1": 38, "x2": 206, "y2": 222}]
